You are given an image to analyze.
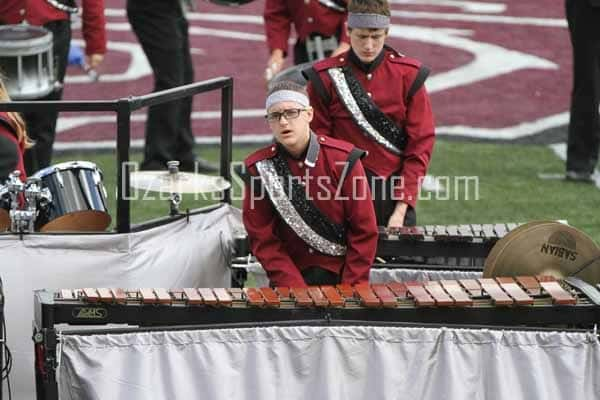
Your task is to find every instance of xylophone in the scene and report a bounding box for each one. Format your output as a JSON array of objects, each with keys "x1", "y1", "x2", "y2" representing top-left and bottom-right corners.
[
  {"x1": 32, "y1": 275, "x2": 600, "y2": 400},
  {"x1": 34, "y1": 275, "x2": 600, "y2": 330},
  {"x1": 376, "y1": 223, "x2": 521, "y2": 261}
]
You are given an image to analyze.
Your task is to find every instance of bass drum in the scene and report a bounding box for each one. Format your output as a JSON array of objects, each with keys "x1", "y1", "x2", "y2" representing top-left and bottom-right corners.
[{"x1": 32, "y1": 161, "x2": 111, "y2": 232}]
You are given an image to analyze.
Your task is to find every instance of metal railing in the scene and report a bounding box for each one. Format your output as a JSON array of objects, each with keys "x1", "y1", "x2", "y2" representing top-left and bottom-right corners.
[{"x1": 0, "y1": 76, "x2": 234, "y2": 233}]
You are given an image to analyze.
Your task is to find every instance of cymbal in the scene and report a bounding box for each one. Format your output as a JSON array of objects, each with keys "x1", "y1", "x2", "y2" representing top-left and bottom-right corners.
[
  {"x1": 483, "y1": 221, "x2": 600, "y2": 285},
  {"x1": 484, "y1": 221, "x2": 556, "y2": 276},
  {"x1": 129, "y1": 171, "x2": 231, "y2": 194}
]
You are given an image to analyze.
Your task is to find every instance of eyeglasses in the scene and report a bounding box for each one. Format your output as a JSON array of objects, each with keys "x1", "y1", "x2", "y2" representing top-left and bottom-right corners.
[{"x1": 265, "y1": 108, "x2": 307, "y2": 123}]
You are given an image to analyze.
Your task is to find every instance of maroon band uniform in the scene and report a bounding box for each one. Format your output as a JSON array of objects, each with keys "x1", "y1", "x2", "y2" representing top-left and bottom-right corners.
[
  {"x1": 0, "y1": 112, "x2": 26, "y2": 180},
  {"x1": 307, "y1": 47, "x2": 435, "y2": 209},
  {"x1": 243, "y1": 135, "x2": 378, "y2": 288},
  {"x1": 264, "y1": 0, "x2": 349, "y2": 56}
]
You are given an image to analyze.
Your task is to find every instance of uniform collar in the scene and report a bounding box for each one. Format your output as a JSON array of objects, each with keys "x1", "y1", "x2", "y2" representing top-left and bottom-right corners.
[
  {"x1": 349, "y1": 47, "x2": 386, "y2": 73},
  {"x1": 276, "y1": 131, "x2": 320, "y2": 167}
]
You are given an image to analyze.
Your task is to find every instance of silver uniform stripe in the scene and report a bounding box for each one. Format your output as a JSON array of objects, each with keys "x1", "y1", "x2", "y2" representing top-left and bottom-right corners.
[
  {"x1": 328, "y1": 68, "x2": 401, "y2": 155},
  {"x1": 255, "y1": 159, "x2": 347, "y2": 257},
  {"x1": 45, "y1": 0, "x2": 78, "y2": 13},
  {"x1": 318, "y1": 0, "x2": 345, "y2": 12}
]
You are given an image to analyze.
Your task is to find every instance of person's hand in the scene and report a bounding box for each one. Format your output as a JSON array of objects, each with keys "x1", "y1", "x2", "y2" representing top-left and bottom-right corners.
[
  {"x1": 331, "y1": 42, "x2": 350, "y2": 57},
  {"x1": 386, "y1": 201, "x2": 408, "y2": 229},
  {"x1": 265, "y1": 49, "x2": 285, "y2": 85},
  {"x1": 85, "y1": 53, "x2": 104, "y2": 70}
]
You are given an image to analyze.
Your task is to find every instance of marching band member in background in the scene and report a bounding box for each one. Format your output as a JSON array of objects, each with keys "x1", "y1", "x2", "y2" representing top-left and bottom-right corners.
[
  {"x1": 0, "y1": 0, "x2": 107, "y2": 175},
  {"x1": 242, "y1": 81, "x2": 377, "y2": 287},
  {"x1": 263, "y1": 0, "x2": 351, "y2": 83},
  {"x1": 127, "y1": 0, "x2": 218, "y2": 172},
  {"x1": 0, "y1": 76, "x2": 31, "y2": 181},
  {"x1": 304, "y1": 0, "x2": 435, "y2": 228}
]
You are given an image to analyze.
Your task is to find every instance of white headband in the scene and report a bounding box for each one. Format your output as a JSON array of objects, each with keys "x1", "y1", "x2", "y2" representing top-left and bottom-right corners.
[
  {"x1": 265, "y1": 90, "x2": 310, "y2": 110},
  {"x1": 347, "y1": 13, "x2": 390, "y2": 29}
]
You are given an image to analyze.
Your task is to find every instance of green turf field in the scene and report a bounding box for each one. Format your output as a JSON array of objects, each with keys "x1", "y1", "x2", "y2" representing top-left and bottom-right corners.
[{"x1": 53, "y1": 140, "x2": 600, "y2": 244}]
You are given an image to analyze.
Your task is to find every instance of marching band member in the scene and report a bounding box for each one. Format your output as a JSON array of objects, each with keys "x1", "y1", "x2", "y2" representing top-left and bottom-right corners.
[
  {"x1": 0, "y1": 77, "x2": 31, "y2": 181},
  {"x1": 263, "y1": 0, "x2": 351, "y2": 82},
  {"x1": 242, "y1": 81, "x2": 378, "y2": 287},
  {"x1": 304, "y1": 0, "x2": 435, "y2": 228},
  {"x1": 0, "y1": 0, "x2": 107, "y2": 175},
  {"x1": 126, "y1": 0, "x2": 217, "y2": 172}
]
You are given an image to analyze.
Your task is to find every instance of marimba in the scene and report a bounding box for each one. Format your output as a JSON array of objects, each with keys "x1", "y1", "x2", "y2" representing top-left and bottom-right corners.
[
  {"x1": 34, "y1": 275, "x2": 600, "y2": 330},
  {"x1": 32, "y1": 275, "x2": 600, "y2": 400}
]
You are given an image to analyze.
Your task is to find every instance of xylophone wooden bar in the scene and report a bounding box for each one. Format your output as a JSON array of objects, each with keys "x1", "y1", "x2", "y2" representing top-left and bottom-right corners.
[
  {"x1": 198, "y1": 288, "x2": 218, "y2": 305},
  {"x1": 354, "y1": 285, "x2": 381, "y2": 307},
  {"x1": 213, "y1": 288, "x2": 233, "y2": 307},
  {"x1": 371, "y1": 284, "x2": 397, "y2": 308},
  {"x1": 307, "y1": 287, "x2": 329, "y2": 307},
  {"x1": 495, "y1": 277, "x2": 534, "y2": 306},
  {"x1": 96, "y1": 288, "x2": 113, "y2": 303},
  {"x1": 183, "y1": 288, "x2": 203, "y2": 305},
  {"x1": 515, "y1": 276, "x2": 542, "y2": 296},
  {"x1": 539, "y1": 281, "x2": 577, "y2": 305},
  {"x1": 478, "y1": 279, "x2": 514, "y2": 306},
  {"x1": 258, "y1": 287, "x2": 280, "y2": 307},
  {"x1": 424, "y1": 281, "x2": 454, "y2": 307},
  {"x1": 405, "y1": 282, "x2": 435, "y2": 307},
  {"x1": 154, "y1": 288, "x2": 172, "y2": 305},
  {"x1": 386, "y1": 282, "x2": 408, "y2": 299},
  {"x1": 439, "y1": 280, "x2": 473, "y2": 307},
  {"x1": 244, "y1": 288, "x2": 265, "y2": 307},
  {"x1": 320, "y1": 286, "x2": 345, "y2": 307},
  {"x1": 82, "y1": 288, "x2": 99, "y2": 302},
  {"x1": 275, "y1": 287, "x2": 290, "y2": 299},
  {"x1": 459, "y1": 279, "x2": 483, "y2": 297},
  {"x1": 291, "y1": 288, "x2": 313, "y2": 307}
]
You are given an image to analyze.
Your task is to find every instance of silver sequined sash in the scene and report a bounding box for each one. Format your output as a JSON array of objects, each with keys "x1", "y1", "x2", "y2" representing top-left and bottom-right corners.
[
  {"x1": 255, "y1": 159, "x2": 347, "y2": 257},
  {"x1": 318, "y1": 0, "x2": 346, "y2": 12},
  {"x1": 328, "y1": 68, "x2": 402, "y2": 155}
]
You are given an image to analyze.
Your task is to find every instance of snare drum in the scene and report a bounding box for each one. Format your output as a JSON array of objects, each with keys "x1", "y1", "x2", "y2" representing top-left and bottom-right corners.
[
  {"x1": 32, "y1": 161, "x2": 111, "y2": 232},
  {"x1": 0, "y1": 25, "x2": 55, "y2": 100},
  {"x1": 268, "y1": 61, "x2": 313, "y2": 90}
]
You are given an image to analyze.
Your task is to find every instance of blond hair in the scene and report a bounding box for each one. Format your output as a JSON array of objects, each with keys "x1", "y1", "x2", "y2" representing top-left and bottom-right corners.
[{"x1": 0, "y1": 76, "x2": 32, "y2": 149}]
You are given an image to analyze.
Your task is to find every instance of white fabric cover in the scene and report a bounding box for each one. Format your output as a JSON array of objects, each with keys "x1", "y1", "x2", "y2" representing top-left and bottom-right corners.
[
  {"x1": 0, "y1": 204, "x2": 242, "y2": 399},
  {"x1": 58, "y1": 325, "x2": 600, "y2": 400}
]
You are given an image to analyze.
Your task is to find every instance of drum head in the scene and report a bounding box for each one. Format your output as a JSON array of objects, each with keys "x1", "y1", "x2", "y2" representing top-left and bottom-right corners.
[
  {"x1": 0, "y1": 209, "x2": 9, "y2": 232},
  {"x1": 39, "y1": 211, "x2": 111, "y2": 233},
  {"x1": 32, "y1": 161, "x2": 101, "y2": 179},
  {"x1": 0, "y1": 25, "x2": 52, "y2": 52},
  {"x1": 269, "y1": 61, "x2": 314, "y2": 89}
]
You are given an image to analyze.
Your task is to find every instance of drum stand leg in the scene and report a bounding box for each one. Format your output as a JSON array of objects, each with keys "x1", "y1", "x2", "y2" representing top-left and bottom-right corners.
[{"x1": 33, "y1": 328, "x2": 59, "y2": 400}]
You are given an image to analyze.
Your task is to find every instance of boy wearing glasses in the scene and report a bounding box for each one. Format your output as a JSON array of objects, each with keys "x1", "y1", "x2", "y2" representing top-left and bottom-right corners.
[
  {"x1": 242, "y1": 81, "x2": 378, "y2": 288},
  {"x1": 304, "y1": 0, "x2": 435, "y2": 228}
]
